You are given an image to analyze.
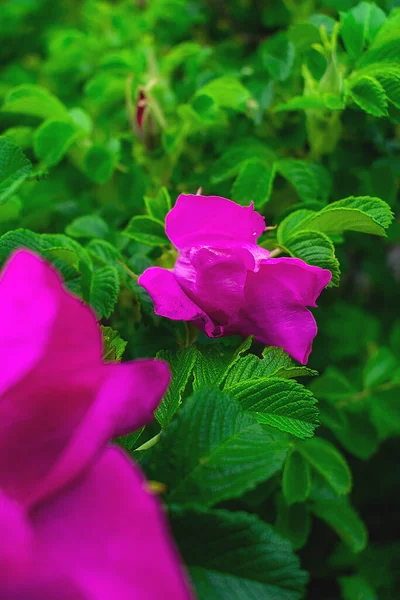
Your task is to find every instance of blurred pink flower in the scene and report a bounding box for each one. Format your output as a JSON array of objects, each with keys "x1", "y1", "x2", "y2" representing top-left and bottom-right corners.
[
  {"x1": 0, "y1": 250, "x2": 192, "y2": 599},
  {"x1": 139, "y1": 194, "x2": 331, "y2": 364}
]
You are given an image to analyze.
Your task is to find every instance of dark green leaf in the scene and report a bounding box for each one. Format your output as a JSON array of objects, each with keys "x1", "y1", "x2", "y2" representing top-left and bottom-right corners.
[
  {"x1": 283, "y1": 451, "x2": 312, "y2": 504},
  {"x1": 147, "y1": 388, "x2": 289, "y2": 506},
  {"x1": 155, "y1": 347, "x2": 197, "y2": 427},
  {"x1": 170, "y1": 506, "x2": 308, "y2": 600}
]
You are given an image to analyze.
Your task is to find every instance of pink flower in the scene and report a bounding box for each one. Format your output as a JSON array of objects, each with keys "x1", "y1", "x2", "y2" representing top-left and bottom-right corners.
[
  {"x1": 139, "y1": 194, "x2": 332, "y2": 364},
  {"x1": 0, "y1": 250, "x2": 192, "y2": 599}
]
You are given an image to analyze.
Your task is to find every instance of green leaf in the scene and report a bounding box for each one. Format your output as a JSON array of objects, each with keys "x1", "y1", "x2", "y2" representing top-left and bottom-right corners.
[
  {"x1": 0, "y1": 137, "x2": 32, "y2": 203},
  {"x1": 33, "y1": 120, "x2": 79, "y2": 167},
  {"x1": 339, "y1": 575, "x2": 377, "y2": 600},
  {"x1": 261, "y1": 34, "x2": 295, "y2": 82},
  {"x1": 329, "y1": 410, "x2": 380, "y2": 460},
  {"x1": 224, "y1": 349, "x2": 317, "y2": 388},
  {"x1": 66, "y1": 215, "x2": 110, "y2": 240},
  {"x1": 2, "y1": 84, "x2": 69, "y2": 121},
  {"x1": 363, "y1": 346, "x2": 398, "y2": 388},
  {"x1": 90, "y1": 266, "x2": 120, "y2": 319},
  {"x1": 283, "y1": 451, "x2": 311, "y2": 505},
  {"x1": 231, "y1": 159, "x2": 276, "y2": 209},
  {"x1": 369, "y1": 386, "x2": 400, "y2": 439},
  {"x1": 0, "y1": 196, "x2": 22, "y2": 223},
  {"x1": 193, "y1": 337, "x2": 252, "y2": 390},
  {"x1": 298, "y1": 437, "x2": 352, "y2": 495},
  {"x1": 358, "y1": 10, "x2": 400, "y2": 67},
  {"x1": 122, "y1": 215, "x2": 168, "y2": 246},
  {"x1": 275, "y1": 93, "x2": 344, "y2": 112},
  {"x1": 377, "y1": 72, "x2": 400, "y2": 109},
  {"x1": 83, "y1": 145, "x2": 117, "y2": 184},
  {"x1": 86, "y1": 239, "x2": 123, "y2": 270},
  {"x1": 147, "y1": 388, "x2": 289, "y2": 506},
  {"x1": 155, "y1": 347, "x2": 197, "y2": 427},
  {"x1": 277, "y1": 209, "x2": 316, "y2": 243},
  {"x1": 312, "y1": 497, "x2": 368, "y2": 553},
  {"x1": 340, "y1": 2, "x2": 386, "y2": 60},
  {"x1": 340, "y1": 11, "x2": 365, "y2": 59},
  {"x1": 211, "y1": 139, "x2": 276, "y2": 184},
  {"x1": 144, "y1": 187, "x2": 171, "y2": 222},
  {"x1": 281, "y1": 230, "x2": 341, "y2": 286},
  {"x1": 275, "y1": 495, "x2": 312, "y2": 550},
  {"x1": 288, "y1": 196, "x2": 393, "y2": 237},
  {"x1": 348, "y1": 76, "x2": 388, "y2": 117},
  {"x1": 197, "y1": 77, "x2": 252, "y2": 112},
  {"x1": 170, "y1": 506, "x2": 308, "y2": 600},
  {"x1": 226, "y1": 377, "x2": 319, "y2": 439},
  {"x1": 101, "y1": 325, "x2": 127, "y2": 362},
  {"x1": 277, "y1": 159, "x2": 328, "y2": 203}
]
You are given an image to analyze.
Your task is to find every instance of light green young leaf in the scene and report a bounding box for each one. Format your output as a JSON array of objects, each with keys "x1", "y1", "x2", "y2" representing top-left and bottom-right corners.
[
  {"x1": 283, "y1": 451, "x2": 312, "y2": 505},
  {"x1": 197, "y1": 77, "x2": 251, "y2": 112},
  {"x1": 66, "y1": 215, "x2": 110, "y2": 240},
  {"x1": 231, "y1": 159, "x2": 276, "y2": 209},
  {"x1": 147, "y1": 388, "x2": 290, "y2": 506},
  {"x1": 298, "y1": 437, "x2": 352, "y2": 495},
  {"x1": 122, "y1": 215, "x2": 168, "y2": 246},
  {"x1": 0, "y1": 137, "x2": 32, "y2": 203},
  {"x1": 348, "y1": 76, "x2": 388, "y2": 117},
  {"x1": 358, "y1": 10, "x2": 400, "y2": 67},
  {"x1": 193, "y1": 337, "x2": 252, "y2": 390},
  {"x1": 2, "y1": 84, "x2": 69, "y2": 121},
  {"x1": 312, "y1": 497, "x2": 368, "y2": 553},
  {"x1": 226, "y1": 377, "x2": 319, "y2": 439},
  {"x1": 33, "y1": 120, "x2": 80, "y2": 167},
  {"x1": 340, "y1": 2, "x2": 386, "y2": 59},
  {"x1": 155, "y1": 347, "x2": 197, "y2": 427},
  {"x1": 170, "y1": 506, "x2": 308, "y2": 600},
  {"x1": 288, "y1": 196, "x2": 393, "y2": 237}
]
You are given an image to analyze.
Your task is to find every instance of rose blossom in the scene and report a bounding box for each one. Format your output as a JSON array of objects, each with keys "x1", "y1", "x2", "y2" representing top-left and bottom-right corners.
[
  {"x1": 0, "y1": 250, "x2": 192, "y2": 599},
  {"x1": 139, "y1": 194, "x2": 331, "y2": 364}
]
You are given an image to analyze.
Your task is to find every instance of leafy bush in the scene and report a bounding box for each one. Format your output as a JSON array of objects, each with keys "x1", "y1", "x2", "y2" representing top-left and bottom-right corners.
[{"x1": 1, "y1": 0, "x2": 399, "y2": 598}]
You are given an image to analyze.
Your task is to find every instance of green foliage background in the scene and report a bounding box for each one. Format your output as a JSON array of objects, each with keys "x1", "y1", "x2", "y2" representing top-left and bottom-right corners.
[{"x1": 1, "y1": 0, "x2": 399, "y2": 598}]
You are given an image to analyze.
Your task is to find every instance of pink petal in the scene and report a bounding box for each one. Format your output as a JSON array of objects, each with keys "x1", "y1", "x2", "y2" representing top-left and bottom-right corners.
[
  {"x1": 30, "y1": 359, "x2": 170, "y2": 506},
  {"x1": 165, "y1": 194, "x2": 266, "y2": 249},
  {"x1": 0, "y1": 491, "x2": 32, "y2": 586},
  {"x1": 239, "y1": 258, "x2": 331, "y2": 364},
  {"x1": 139, "y1": 266, "x2": 218, "y2": 336},
  {"x1": 174, "y1": 246, "x2": 255, "y2": 326},
  {"x1": 0, "y1": 250, "x2": 170, "y2": 506},
  {"x1": 31, "y1": 447, "x2": 193, "y2": 600}
]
